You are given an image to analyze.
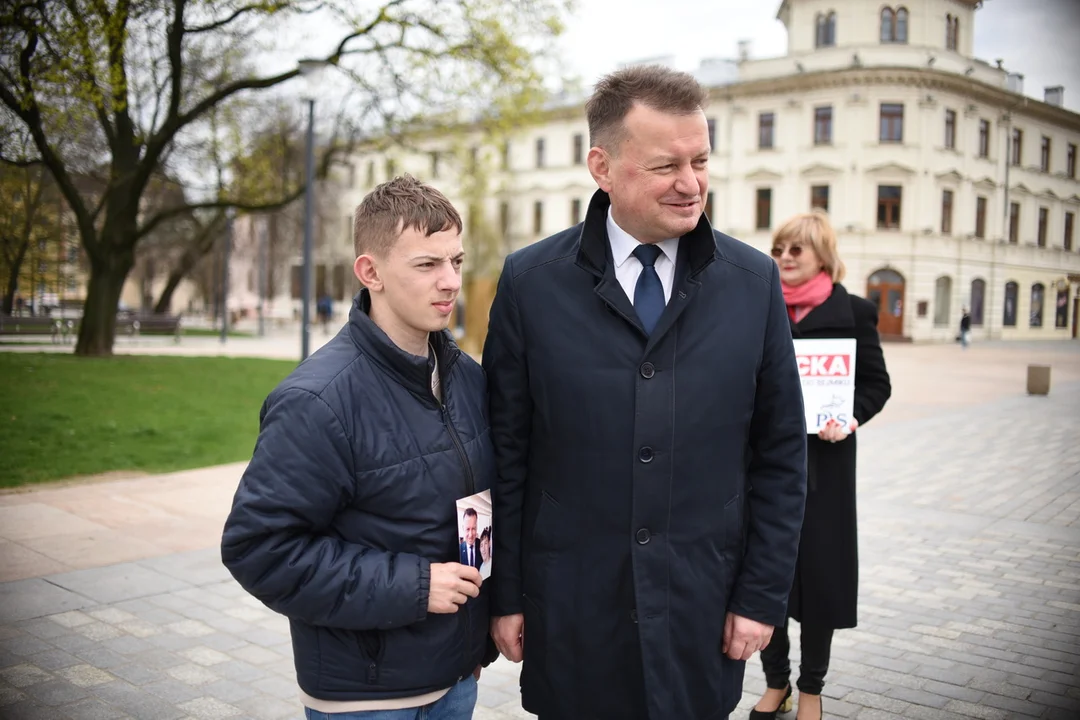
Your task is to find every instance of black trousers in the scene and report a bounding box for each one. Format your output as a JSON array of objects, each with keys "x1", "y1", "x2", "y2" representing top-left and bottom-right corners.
[{"x1": 759, "y1": 619, "x2": 834, "y2": 695}]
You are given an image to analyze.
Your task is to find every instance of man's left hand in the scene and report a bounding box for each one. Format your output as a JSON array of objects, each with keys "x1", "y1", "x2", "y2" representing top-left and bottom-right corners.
[
  {"x1": 722, "y1": 612, "x2": 774, "y2": 661},
  {"x1": 473, "y1": 665, "x2": 482, "y2": 681}
]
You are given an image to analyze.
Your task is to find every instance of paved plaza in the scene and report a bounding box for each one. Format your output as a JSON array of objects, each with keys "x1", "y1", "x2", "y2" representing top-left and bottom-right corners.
[{"x1": 0, "y1": 341, "x2": 1078, "y2": 719}]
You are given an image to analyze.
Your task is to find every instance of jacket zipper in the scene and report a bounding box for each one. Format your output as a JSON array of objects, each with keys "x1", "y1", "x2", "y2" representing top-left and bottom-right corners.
[{"x1": 436, "y1": 380, "x2": 476, "y2": 679}]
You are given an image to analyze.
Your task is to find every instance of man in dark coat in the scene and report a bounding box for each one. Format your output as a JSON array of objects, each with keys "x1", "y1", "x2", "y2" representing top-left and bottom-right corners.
[
  {"x1": 222, "y1": 176, "x2": 495, "y2": 719},
  {"x1": 460, "y1": 508, "x2": 483, "y2": 569},
  {"x1": 482, "y1": 66, "x2": 808, "y2": 720}
]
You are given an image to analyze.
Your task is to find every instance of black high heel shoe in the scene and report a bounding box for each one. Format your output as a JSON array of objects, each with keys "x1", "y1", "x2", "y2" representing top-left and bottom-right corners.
[{"x1": 748, "y1": 684, "x2": 793, "y2": 719}]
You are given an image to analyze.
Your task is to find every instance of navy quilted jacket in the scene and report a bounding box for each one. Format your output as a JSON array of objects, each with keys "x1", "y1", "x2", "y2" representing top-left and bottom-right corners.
[{"x1": 221, "y1": 291, "x2": 496, "y2": 701}]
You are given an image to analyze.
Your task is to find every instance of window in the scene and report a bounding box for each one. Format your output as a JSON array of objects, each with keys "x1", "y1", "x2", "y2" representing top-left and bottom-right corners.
[
  {"x1": 1066, "y1": 212, "x2": 1075, "y2": 251},
  {"x1": 975, "y1": 196, "x2": 987, "y2": 238},
  {"x1": 759, "y1": 112, "x2": 775, "y2": 149},
  {"x1": 946, "y1": 14, "x2": 959, "y2": 51},
  {"x1": 1068, "y1": 143, "x2": 1077, "y2": 178},
  {"x1": 1041, "y1": 136, "x2": 1051, "y2": 172},
  {"x1": 816, "y1": 12, "x2": 836, "y2": 47},
  {"x1": 570, "y1": 198, "x2": 582, "y2": 226},
  {"x1": 1030, "y1": 283, "x2": 1045, "y2": 327},
  {"x1": 1009, "y1": 202, "x2": 1020, "y2": 243},
  {"x1": 881, "y1": 7, "x2": 908, "y2": 43},
  {"x1": 469, "y1": 146, "x2": 479, "y2": 173},
  {"x1": 533, "y1": 201, "x2": 543, "y2": 234},
  {"x1": 1003, "y1": 281, "x2": 1018, "y2": 326},
  {"x1": 811, "y1": 185, "x2": 830, "y2": 212},
  {"x1": 814, "y1": 106, "x2": 832, "y2": 145},
  {"x1": 430, "y1": 152, "x2": 440, "y2": 179},
  {"x1": 705, "y1": 191, "x2": 714, "y2": 222},
  {"x1": 941, "y1": 190, "x2": 954, "y2": 234},
  {"x1": 1057, "y1": 288, "x2": 1069, "y2": 328},
  {"x1": 934, "y1": 276, "x2": 952, "y2": 326},
  {"x1": 970, "y1": 279, "x2": 986, "y2": 326},
  {"x1": 502, "y1": 141, "x2": 511, "y2": 170},
  {"x1": 1038, "y1": 207, "x2": 1048, "y2": 247},
  {"x1": 877, "y1": 186, "x2": 902, "y2": 229},
  {"x1": 366, "y1": 160, "x2": 375, "y2": 186},
  {"x1": 1011, "y1": 128, "x2": 1023, "y2": 166},
  {"x1": 572, "y1": 134, "x2": 584, "y2": 165},
  {"x1": 385, "y1": 158, "x2": 396, "y2": 178},
  {"x1": 945, "y1": 110, "x2": 956, "y2": 149},
  {"x1": 978, "y1": 119, "x2": 990, "y2": 158},
  {"x1": 707, "y1": 118, "x2": 717, "y2": 152},
  {"x1": 535, "y1": 138, "x2": 545, "y2": 168},
  {"x1": 880, "y1": 103, "x2": 904, "y2": 143},
  {"x1": 499, "y1": 201, "x2": 509, "y2": 237},
  {"x1": 756, "y1": 188, "x2": 772, "y2": 230}
]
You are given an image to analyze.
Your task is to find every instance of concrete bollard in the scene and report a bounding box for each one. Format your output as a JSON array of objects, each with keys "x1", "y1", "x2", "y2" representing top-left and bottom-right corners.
[{"x1": 1027, "y1": 365, "x2": 1051, "y2": 396}]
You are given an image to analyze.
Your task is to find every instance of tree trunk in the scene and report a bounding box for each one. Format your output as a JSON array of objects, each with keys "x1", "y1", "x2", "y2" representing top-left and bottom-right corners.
[
  {"x1": 75, "y1": 250, "x2": 134, "y2": 356},
  {"x1": 154, "y1": 266, "x2": 187, "y2": 314},
  {"x1": 3, "y1": 238, "x2": 30, "y2": 315}
]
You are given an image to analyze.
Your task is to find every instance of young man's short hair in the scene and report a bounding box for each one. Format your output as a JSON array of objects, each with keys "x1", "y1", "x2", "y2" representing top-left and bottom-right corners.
[
  {"x1": 585, "y1": 65, "x2": 707, "y2": 153},
  {"x1": 353, "y1": 174, "x2": 462, "y2": 258}
]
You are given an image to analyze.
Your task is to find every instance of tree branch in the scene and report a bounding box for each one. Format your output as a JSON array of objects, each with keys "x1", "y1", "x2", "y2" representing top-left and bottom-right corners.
[
  {"x1": 187, "y1": 3, "x2": 266, "y2": 34},
  {"x1": 0, "y1": 27, "x2": 98, "y2": 259}
]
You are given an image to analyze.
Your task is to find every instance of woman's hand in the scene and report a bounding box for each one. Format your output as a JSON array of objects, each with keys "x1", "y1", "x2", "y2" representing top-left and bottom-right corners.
[{"x1": 818, "y1": 417, "x2": 858, "y2": 443}]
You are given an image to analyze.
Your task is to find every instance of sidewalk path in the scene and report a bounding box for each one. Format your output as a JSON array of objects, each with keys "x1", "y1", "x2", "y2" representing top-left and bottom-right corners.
[{"x1": 1, "y1": 342, "x2": 1077, "y2": 719}]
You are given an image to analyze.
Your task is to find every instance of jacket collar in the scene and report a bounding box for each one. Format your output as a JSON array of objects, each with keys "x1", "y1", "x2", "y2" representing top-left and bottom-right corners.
[
  {"x1": 575, "y1": 189, "x2": 717, "y2": 279},
  {"x1": 792, "y1": 283, "x2": 855, "y2": 335},
  {"x1": 347, "y1": 289, "x2": 460, "y2": 403}
]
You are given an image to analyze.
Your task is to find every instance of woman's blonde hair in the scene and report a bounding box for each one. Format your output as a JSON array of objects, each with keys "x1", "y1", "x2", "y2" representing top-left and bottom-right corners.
[{"x1": 771, "y1": 210, "x2": 846, "y2": 283}]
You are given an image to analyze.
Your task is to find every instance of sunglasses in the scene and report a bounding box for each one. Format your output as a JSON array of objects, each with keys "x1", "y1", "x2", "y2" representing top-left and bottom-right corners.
[{"x1": 770, "y1": 244, "x2": 804, "y2": 258}]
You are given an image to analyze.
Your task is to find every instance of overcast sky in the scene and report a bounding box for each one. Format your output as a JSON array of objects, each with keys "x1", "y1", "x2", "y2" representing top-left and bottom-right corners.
[{"x1": 553, "y1": 0, "x2": 1080, "y2": 112}]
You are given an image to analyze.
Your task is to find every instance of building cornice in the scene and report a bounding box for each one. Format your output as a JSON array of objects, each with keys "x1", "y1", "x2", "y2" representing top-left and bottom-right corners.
[{"x1": 707, "y1": 66, "x2": 1080, "y2": 131}]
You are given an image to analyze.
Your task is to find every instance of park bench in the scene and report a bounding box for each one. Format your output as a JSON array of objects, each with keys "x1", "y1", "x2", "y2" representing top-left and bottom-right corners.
[
  {"x1": 116, "y1": 313, "x2": 183, "y2": 342},
  {"x1": 0, "y1": 315, "x2": 78, "y2": 344}
]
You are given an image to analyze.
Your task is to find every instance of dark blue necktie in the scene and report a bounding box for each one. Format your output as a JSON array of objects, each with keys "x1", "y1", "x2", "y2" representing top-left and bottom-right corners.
[{"x1": 632, "y1": 244, "x2": 665, "y2": 335}]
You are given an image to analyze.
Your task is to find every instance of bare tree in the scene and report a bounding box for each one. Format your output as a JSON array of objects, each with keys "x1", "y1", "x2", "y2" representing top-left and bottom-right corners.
[{"x1": 0, "y1": 0, "x2": 568, "y2": 355}]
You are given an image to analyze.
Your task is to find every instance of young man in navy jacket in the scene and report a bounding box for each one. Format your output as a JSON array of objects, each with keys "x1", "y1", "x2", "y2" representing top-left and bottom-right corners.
[{"x1": 223, "y1": 175, "x2": 497, "y2": 719}]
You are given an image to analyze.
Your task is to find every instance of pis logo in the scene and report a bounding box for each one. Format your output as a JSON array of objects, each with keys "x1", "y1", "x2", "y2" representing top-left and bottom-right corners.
[
  {"x1": 816, "y1": 394, "x2": 850, "y2": 429},
  {"x1": 797, "y1": 354, "x2": 851, "y2": 377}
]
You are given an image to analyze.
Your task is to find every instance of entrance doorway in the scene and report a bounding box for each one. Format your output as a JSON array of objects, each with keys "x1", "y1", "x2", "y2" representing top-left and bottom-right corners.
[{"x1": 867, "y1": 268, "x2": 906, "y2": 339}]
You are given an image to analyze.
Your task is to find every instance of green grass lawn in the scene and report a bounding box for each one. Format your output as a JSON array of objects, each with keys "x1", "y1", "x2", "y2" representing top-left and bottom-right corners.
[
  {"x1": 0, "y1": 353, "x2": 296, "y2": 488},
  {"x1": 181, "y1": 328, "x2": 255, "y2": 338}
]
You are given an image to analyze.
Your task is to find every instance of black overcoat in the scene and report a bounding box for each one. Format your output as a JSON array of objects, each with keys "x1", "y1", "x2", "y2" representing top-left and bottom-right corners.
[
  {"x1": 787, "y1": 284, "x2": 892, "y2": 630},
  {"x1": 482, "y1": 191, "x2": 809, "y2": 719}
]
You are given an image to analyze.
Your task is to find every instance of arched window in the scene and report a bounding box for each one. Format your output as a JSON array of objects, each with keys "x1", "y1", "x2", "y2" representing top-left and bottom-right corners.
[
  {"x1": 1030, "y1": 283, "x2": 1045, "y2": 327},
  {"x1": 880, "y1": 7, "x2": 894, "y2": 42},
  {"x1": 1056, "y1": 286, "x2": 1069, "y2": 328},
  {"x1": 946, "y1": 14, "x2": 959, "y2": 50},
  {"x1": 816, "y1": 12, "x2": 837, "y2": 47},
  {"x1": 934, "y1": 276, "x2": 952, "y2": 326},
  {"x1": 1003, "y1": 281, "x2": 1018, "y2": 326},
  {"x1": 970, "y1": 278, "x2": 986, "y2": 326},
  {"x1": 896, "y1": 7, "x2": 909, "y2": 43}
]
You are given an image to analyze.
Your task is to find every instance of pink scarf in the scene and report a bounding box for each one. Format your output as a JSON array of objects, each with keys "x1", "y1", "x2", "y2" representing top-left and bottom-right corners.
[{"x1": 782, "y1": 271, "x2": 833, "y2": 323}]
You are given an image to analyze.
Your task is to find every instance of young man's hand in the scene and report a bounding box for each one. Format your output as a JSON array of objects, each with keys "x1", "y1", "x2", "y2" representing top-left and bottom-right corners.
[{"x1": 427, "y1": 563, "x2": 482, "y2": 614}]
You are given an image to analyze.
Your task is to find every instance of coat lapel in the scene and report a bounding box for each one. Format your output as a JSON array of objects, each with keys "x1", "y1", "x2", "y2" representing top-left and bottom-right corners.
[
  {"x1": 576, "y1": 189, "x2": 718, "y2": 344},
  {"x1": 792, "y1": 283, "x2": 855, "y2": 337}
]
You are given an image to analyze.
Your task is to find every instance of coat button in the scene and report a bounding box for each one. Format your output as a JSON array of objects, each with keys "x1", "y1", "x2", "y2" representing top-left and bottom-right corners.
[
  {"x1": 640, "y1": 362, "x2": 655, "y2": 379},
  {"x1": 636, "y1": 528, "x2": 651, "y2": 544},
  {"x1": 639, "y1": 446, "x2": 654, "y2": 463},
  {"x1": 630, "y1": 608, "x2": 638, "y2": 623}
]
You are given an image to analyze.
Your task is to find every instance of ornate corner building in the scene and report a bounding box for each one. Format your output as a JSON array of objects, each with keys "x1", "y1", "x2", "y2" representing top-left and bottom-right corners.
[{"x1": 326, "y1": 0, "x2": 1079, "y2": 343}]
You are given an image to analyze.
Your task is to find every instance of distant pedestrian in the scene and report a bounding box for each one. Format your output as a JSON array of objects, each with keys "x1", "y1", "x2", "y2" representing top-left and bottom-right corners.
[{"x1": 959, "y1": 307, "x2": 971, "y2": 349}]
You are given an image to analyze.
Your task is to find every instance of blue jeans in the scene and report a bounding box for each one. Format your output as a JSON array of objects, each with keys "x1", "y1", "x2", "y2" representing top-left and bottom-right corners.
[{"x1": 303, "y1": 677, "x2": 477, "y2": 720}]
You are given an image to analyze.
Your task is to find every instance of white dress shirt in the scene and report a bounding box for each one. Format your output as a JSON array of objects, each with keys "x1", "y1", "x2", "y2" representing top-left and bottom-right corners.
[{"x1": 607, "y1": 207, "x2": 680, "y2": 305}]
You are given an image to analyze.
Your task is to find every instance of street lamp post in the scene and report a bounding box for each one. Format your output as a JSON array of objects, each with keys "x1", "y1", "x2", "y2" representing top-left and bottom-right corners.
[
  {"x1": 298, "y1": 58, "x2": 329, "y2": 362},
  {"x1": 220, "y1": 209, "x2": 233, "y2": 344}
]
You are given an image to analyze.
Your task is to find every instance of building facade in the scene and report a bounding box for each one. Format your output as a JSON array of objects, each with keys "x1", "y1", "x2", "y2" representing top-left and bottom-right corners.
[{"x1": 246, "y1": 0, "x2": 1080, "y2": 342}]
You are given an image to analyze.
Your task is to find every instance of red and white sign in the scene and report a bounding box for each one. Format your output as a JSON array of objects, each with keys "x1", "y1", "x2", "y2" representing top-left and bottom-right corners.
[{"x1": 792, "y1": 339, "x2": 857, "y2": 433}]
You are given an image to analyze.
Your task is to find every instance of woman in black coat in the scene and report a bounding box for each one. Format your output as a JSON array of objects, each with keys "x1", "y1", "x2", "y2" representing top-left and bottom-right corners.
[{"x1": 750, "y1": 211, "x2": 892, "y2": 720}]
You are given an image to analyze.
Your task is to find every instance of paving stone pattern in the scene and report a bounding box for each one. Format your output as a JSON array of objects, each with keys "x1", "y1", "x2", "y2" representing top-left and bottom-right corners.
[{"x1": 1, "y1": 383, "x2": 1078, "y2": 719}]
